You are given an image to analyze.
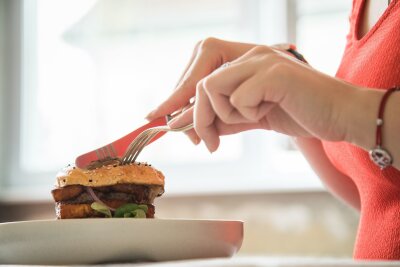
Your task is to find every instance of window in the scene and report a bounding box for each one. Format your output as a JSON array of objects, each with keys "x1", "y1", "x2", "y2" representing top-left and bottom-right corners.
[
  {"x1": 0, "y1": 0, "x2": 351, "y2": 199},
  {"x1": 296, "y1": 0, "x2": 352, "y2": 75}
]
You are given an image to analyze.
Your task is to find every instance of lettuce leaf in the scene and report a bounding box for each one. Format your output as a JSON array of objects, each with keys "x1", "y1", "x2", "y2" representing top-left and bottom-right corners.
[{"x1": 91, "y1": 202, "x2": 112, "y2": 218}]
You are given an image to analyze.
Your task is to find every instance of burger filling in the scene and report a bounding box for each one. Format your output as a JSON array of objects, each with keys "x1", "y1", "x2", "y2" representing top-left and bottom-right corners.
[{"x1": 51, "y1": 184, "x2": 163, "y2": 219}]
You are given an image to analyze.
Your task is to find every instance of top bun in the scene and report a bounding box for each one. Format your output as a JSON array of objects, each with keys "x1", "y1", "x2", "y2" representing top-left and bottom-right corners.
[{"x1": 56, "y1": 163, "x2": 164, "y2": 188}]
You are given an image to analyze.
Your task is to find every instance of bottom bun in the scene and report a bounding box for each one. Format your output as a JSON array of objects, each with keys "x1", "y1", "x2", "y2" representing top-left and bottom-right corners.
[{"x1": 55, "y1": 202, "x2": 155, "y2": 219}]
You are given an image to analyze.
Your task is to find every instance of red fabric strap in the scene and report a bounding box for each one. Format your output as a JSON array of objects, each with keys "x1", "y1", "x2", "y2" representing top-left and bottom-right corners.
[{"x1": 375, "y1": 87, "x2": 400, "y2": 147}]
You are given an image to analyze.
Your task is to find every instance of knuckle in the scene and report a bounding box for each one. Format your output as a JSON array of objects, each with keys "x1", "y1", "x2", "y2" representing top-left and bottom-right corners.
[
  {"x1": 221, "y1": 114, "x2": 236, "y2": 124},
  {"x1": 251, "y1": 45, "x2": 271, "y2": 55},
  {"x1": 202, "y1": 76, "x2": 215, "y2": 92},
  {"x1": 218, "y1": 108, "x2": 236, "y2": 124},
  {"x1": 195, "y1": 80, "x2": 205, "y2": 94},
  {"x1": 229, "y1": 94, "x2": 241, "y2": 108},
  {"x1": 218, "y1": 110, "x2": 229, "y2": 122},
  {"x1": 218, "y1": 114, "x2": 230, "y2": 124},
  {"x1": 199, "y1": 37, "x2": 219, "y2": 50}
]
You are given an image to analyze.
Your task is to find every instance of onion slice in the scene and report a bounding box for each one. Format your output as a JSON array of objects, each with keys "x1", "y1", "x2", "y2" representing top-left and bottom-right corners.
[{"x1": 86, "y1": 187, "x2": 116, "y2": 211}]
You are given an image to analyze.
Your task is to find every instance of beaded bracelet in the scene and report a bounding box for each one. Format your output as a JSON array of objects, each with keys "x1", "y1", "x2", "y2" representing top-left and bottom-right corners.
[{"x1": 369, "y1": 86, "x2": 400, "y2": 169}]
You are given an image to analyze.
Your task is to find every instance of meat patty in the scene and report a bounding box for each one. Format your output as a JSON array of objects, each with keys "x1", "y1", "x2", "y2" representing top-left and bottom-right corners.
[{"x1": 51, "y1": 185, "x2": 83, "y2": 202}]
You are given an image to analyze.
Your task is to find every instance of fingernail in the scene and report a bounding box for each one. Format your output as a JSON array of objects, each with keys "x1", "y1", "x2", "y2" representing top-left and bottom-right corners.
[
  {"x1": 192, "y1": 136, "x2": 201, "y2": 145},
  {"x1": 166, "y1": 116, "x2": 176, "y2": 125},
  {"x1": 205, "y1": 143, "x2": 214, "y2": 153},
  {"x1": 167, "y1": 116, "x2": 182, "y2": 128}
]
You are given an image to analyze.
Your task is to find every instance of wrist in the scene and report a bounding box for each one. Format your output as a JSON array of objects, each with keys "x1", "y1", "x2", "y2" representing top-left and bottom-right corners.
[
  {"x1": 343, "y1": 87, "x2": 384, "y2": 151},
  {"x1": 344, "y1": 86, "x2": 400, "y2": 170}
]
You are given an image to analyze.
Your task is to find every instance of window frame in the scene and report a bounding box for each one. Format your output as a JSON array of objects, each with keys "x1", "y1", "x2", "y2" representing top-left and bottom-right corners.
[{"x1": 1, "y1": 0, "x2": 24, "y2": 191}]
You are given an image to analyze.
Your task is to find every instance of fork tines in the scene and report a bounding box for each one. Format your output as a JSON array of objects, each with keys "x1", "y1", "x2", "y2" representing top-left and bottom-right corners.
[
  {"x1": 121, "y1": 129, "x2": 159, "y2": 164},
  {"x1": 121, "y1": 123, "x2": 194, "y2": 165}
]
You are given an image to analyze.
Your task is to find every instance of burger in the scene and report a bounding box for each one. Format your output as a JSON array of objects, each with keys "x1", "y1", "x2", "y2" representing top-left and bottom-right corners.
[{"x1": 51, "y1": 158, "x2": 164, "y2": 219}]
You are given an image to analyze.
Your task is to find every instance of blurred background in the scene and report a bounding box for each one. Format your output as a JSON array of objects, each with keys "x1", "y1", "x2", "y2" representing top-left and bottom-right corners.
[{"x1": 0, "y1": 0, "x2": 358, "y2": 257}]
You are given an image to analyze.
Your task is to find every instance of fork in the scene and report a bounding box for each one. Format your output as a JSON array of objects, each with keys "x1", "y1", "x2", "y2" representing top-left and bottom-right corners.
[{"x1": 121, "y1": 122, "x2": 194, "y2": 164}]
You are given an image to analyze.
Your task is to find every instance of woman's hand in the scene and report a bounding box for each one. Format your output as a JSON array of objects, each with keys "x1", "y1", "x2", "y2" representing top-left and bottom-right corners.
[
  {"x1": 146, "y1": 38, "x2": 258, "y2": 144},
  {"x1": 170, "y1": 45, "x2": 359, "y2": 152}
]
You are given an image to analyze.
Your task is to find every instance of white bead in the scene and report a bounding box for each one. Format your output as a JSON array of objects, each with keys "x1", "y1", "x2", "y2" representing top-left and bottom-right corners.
[{"x1": 376, "y1": 118, "x2": 383, "y2": 125}]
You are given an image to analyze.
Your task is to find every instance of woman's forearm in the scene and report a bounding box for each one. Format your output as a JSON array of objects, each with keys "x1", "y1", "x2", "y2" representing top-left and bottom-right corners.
[{"x1": 295, "y1": 137, "x2": 361, "y2": 210}]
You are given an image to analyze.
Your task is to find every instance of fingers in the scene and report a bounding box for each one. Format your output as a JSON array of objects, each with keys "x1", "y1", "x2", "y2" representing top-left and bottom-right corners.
[
  {"x1": 146, "y1": 42, "x2": 200, "y2": 120},
  {"x1": 184, "y1": 129, "x2": 201, "y2": 145},
  {"x1": 229, "y1": 74, "x2": 276, "y2": 121},
  {"x1": 146, "y1": 39, "x2": 260, "y2": 121},
  {"x1": 202, "y1": 61, "x2": 256, "y2": 124},
  {"x1": 174, "y1": 41, "x2": 202, "y2": 89},
  {"x1": 194, "y1": 80, "x2": 220, "y2": 152},
  {"x1": 146, "y1": 40, "x2": 222, "y2": 120},
  {"x1": 168, "y1": 106, "x2": 193, "y2": 128},
  {"x1": 192, "y1": 49, "x2": 272, "y2": 151},
  {"x1": 202, "y1": 47, "x2": 289, "y2": 123},
  {"x1": 214, "y1": 118, "x2": 262, "y2": 135},
  {"x1": 168, "y1": 106, "x2": 201, "y2": 145}
]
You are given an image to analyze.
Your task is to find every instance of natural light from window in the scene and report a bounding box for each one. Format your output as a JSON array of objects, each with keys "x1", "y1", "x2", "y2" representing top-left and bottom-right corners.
[{"x1": 8, "y1": 0, "x2": 352, "y2": 195}]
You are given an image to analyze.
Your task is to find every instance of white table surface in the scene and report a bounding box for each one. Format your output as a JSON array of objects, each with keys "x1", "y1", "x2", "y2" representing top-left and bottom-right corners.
[
  {"x1": 119, "y1": 257, "x2": 400, "y2": 267},
  {"x1": 8, "y1": 256, "x2": 399, "y2": 267}
]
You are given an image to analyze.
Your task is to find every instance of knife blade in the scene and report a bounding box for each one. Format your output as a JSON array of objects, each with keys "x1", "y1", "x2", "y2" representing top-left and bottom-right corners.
[{"x1": 75, "y1": 116, "x2": 168, "y2": 169}]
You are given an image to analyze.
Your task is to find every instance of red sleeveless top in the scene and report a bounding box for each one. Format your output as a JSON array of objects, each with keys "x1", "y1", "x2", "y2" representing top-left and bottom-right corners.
[{"x1": 322, "y1": 0, "x2": 400, "y2": 259}]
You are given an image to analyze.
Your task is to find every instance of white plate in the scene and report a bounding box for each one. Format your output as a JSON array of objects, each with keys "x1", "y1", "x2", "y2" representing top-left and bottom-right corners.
[{"x1": 0, "y1": 218, "x2": 243, "y2": 265}]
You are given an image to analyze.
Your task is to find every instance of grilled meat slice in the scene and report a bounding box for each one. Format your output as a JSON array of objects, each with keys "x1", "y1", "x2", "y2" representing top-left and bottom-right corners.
[
  {"x1": 51, "y1": 184, "x2": 164, "y2": 203},
  {"x1": 51, "y1": 185, "x2": 84, "y2": 202}
]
